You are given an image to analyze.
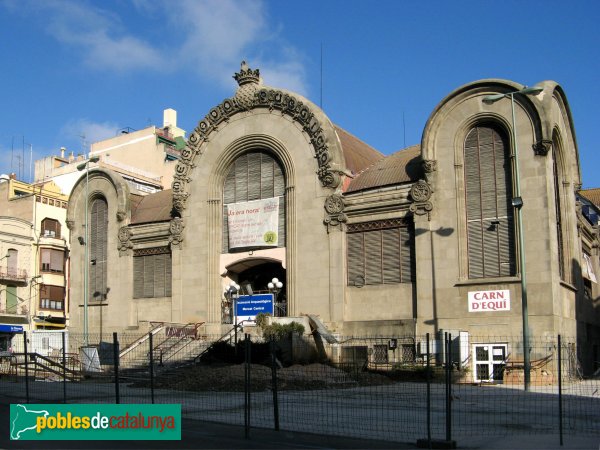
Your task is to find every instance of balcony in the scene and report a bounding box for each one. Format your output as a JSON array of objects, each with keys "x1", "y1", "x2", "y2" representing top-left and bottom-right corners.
[{"x1": 0, "y1": 267, "x2": 28, "y2": 286}]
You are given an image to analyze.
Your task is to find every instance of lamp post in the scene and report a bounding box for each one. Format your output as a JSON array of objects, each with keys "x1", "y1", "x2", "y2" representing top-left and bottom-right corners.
[
  {"x1": 267, "y1": 277, "x2": 283, "y2": 316},
  {"x1": 224, "y1": 281, "x2": 240, "y2": 325},
  {"x1": 77, "y1": 156, "x2": 100, "y2": 347},
  {"x1": 483, "y1": 86, "x2": 543, "y2": 391}
]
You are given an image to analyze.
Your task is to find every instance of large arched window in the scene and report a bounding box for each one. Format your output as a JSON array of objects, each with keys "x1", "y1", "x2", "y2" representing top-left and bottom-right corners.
[
  {"x1": 464, "y1": 124, "x2": 516, "y2": 278},
  {"x1": 222, "y1": 151, "x2": 285, "y2": 252},
  {"x1": 552, "y1": 133, "x2": 566, "y2": 281},
  {"x1": 89, "y1": 197, "x2": 108, "y2": 302}
]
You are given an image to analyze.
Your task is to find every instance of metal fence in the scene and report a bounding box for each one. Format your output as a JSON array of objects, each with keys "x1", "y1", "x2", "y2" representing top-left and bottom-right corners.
[{"x1": 1, "y1": 329, "x2": 599, "y2": 446}]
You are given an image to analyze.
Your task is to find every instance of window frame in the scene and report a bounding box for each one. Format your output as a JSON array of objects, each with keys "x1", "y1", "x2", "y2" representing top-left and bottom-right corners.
[{"x1": 41, "y1": 218, "x2": 61, "y2": 239}]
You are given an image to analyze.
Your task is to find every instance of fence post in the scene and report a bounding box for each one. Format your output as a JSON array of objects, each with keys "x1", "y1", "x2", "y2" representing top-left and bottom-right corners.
[
  {"x1": 23, "y1": 331, "x2": 30, "y2": 403},
  {"x1": 244, "y1": 333, "x2": 251, "y2": 439},
  {"x1": 558, "y1": 334, "x2": 563, "y2": 446},
  {"x1": 446, "y1": 333, "x2": 452, "y2": 443},
  {"x1": 426, "y1": 333, "x2": 431, "y2": 444},
  {"x1": 270, "y1": 339, "x2": 280, "y2": 431},
  {"x1": 113, "y1": 332, "x2": 120, "y2": 404},
  {"x1": 149, "y1": 332, "x2": 155, "y2": 404},
  {"x1": 62, "y1": 331, "x2": 67, "y2": 403}
]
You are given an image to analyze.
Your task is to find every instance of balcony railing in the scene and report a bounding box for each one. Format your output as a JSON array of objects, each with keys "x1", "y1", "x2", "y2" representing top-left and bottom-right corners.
[{"x1": 0, "y1": 267, "x2": 28, "y2": 285}]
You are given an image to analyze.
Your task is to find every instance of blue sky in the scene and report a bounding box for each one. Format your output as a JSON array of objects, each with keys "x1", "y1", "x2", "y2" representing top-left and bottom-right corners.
[{"x1": 1, "y1": 0, "x2": 599, "y2": 188}]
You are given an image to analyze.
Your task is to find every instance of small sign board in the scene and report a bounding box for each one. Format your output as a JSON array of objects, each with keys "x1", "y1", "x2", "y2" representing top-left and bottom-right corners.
[
  {"x1": 235, "y1": 294, "x2": 274, "y2": 324},
  {"x1": 0, "y1": 325, "x2": 24, "y2": 333},
  {"x1": 468, "y1": 290, "x2": 510, "y2": 312}
]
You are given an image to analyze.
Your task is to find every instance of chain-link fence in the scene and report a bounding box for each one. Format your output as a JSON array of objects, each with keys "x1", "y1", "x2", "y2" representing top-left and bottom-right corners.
[{"x1": 1, "y1": 328, "x2": 599, "y2": 445}]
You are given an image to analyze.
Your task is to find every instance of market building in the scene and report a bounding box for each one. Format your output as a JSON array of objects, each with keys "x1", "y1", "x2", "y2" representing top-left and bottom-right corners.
[{"x1": 65, "y1": 63, "x2": 600, "y2": 379}]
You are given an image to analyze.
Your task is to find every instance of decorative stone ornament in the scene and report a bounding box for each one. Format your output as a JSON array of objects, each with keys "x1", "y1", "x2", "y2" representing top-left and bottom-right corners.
[
  {"x1": 169, "y1": 217, "x2": 185, "y2": 247},
  {"x1": 409, "y1": 180, "x2": 432, "y2": 203},
  {"x1": 323, "y1": 194, "x2": 347, "y2": 231},
  {"x1": 118, "y1": 226, "x2": 133, "y2": 255},
  {"x1": 532, "y1": 139, "x2": 552, "y2": 156},
  {"x1": 422, "y1": 159, "x2": 437, "y2": 173},
  {"x1": 172, "y1": 61, "x2": 340, "y2": 214},
  {"x1": 409, "y1": 179, "x2": 434, "y2": 219}
]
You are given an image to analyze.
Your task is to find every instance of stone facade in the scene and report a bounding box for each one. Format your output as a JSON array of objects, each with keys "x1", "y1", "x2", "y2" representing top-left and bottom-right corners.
[{"x1": 65, "y1": 65, "x2": 600, "y2": 376}]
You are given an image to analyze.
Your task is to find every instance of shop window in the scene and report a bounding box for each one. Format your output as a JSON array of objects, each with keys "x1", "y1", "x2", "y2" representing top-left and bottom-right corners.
[
  {"x1": 346, "y1": 219, "x2": 415, "y2": 286},
  {"x1": 464, "y1": 125, "x2": 516, "y2": 278},
  {"x1": 133, "y1": 248, "x2": 172, "y2": 298}
]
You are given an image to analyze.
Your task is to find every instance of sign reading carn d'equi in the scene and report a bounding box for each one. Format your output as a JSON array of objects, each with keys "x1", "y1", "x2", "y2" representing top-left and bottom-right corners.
[
  {"x1": 468, "y1": 290, "x2": 510, "y2": 312},
  {"x1": 227, "y1": 198, "x2": 279, "y2": 249}
]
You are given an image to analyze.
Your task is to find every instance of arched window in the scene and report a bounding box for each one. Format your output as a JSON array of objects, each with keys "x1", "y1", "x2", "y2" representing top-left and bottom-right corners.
[
  {"x1": 222, "y1": 151, "x2": 286, "y2": 252},
  {"x1": 464, "y1": 124, "x2": 516, "y2": 278},
  {"x1": 552, "y1": 134, "x2": 566, "y2": 281},
  {"x1": 89, "y1": 198, "x2": 108, "y2": 302},
  {"x1": 7, "y1": 248, "x2": 17, "y2": 276},
  {"x1": 41, "y1": 218, "x2": 61, "y2": 239}
]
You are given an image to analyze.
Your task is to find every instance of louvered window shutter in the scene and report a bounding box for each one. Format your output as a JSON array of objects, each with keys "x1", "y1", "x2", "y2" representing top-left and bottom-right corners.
[
  {"x1": 364, "y1": 230, "x2": 383, "y2": 285},
  {"x1": 382, "y1": 228, "x2": 401, "y2": 283},
  {"x1": 464, "y1": 125, "x2": 515, "y2": 278},
  {"x1": 133, "y1": 256, "x2": 144, "y2": 298},
  {"x1": 347, "y1": 232, "x2": 364, "y2": 286},
  {"x1": 50, "y1": 249, "x2": 63, "y2": 272},
  {"x1": 90, "y1": 198, "x2": 108, "y2": 301},
  {"x1": 165, "y1": 253, "x2": 172, "y2": 296},
  {"x1": 154, "y1": 253, "x2": 166, "y2": 297},
  {"x1": 347, "y1": 221, "x2": 415, "y2": 286}
]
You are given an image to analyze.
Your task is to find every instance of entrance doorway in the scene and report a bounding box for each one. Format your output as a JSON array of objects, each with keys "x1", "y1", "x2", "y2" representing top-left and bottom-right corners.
[
  {"x1": 472, "y1": 343, "x2": 507, "y2": 382},
  {"x1": 224, "y1": 258, "x2": 287, "y2": 320}
]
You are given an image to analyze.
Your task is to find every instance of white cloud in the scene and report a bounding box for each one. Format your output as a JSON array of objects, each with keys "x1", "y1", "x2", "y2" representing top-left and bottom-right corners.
[
  {"x1": 3, "y1": 0, "x2": 309, "y2": 92},
  {"x1": 14, "y1": 0, "x2": 163, "y2": 72},
  {"x1": 61, "y1": 119, "x2": 119, "y2": 149}
]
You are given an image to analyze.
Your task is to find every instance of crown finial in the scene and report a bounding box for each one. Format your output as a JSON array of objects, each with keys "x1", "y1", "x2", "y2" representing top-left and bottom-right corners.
[{"x1": 233, "y1": 60, "x2": 260, "y2": 86}]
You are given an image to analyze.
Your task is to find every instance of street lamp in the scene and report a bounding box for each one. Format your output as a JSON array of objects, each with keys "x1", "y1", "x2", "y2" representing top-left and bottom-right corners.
[
  {"x1": 0, "y1": 252, "x2": 10, "y2": 262},
  {"x1": 223, "y1": 281, "x2": 240, "y2": 325},
  {"x1": 268, "y1": 277, "x2": 284, "y2": 316},
  {"x1": 77, "y1": 155, "x2": 100, "y2": 347},
  {"x1": 483, "y1": 85, "x2": 543, "y2": 391}
]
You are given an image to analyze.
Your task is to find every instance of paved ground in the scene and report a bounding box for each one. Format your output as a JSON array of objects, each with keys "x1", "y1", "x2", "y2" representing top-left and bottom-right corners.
[
  {"x1": 1, "y1": 377, "x2": 599, "y2": 449},
  {"x1": 0, "y1": 396, "x2": 414, "y2": 450}
]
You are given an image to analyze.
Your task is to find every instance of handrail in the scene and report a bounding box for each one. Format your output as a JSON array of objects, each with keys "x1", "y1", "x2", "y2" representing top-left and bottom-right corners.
[
  {"x1": 118, "y1": 323, "x2": 164, "y2": 358},
  {"x1": 12, "y1": 352, "x2": 80, "y2": 379},
  {"x1": 193, "y1": 324, "x2": 244, "y2": 364}
]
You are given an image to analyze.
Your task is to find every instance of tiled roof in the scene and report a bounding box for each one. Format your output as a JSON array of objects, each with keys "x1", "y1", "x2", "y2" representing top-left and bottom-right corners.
[
  {"x1": 130, "y1": 189, "x2": 173, "y2": 224},
  {"x1": 334, "y1": 125, "x2": 384, "y2": 176},
  {"x1": 579, "y1": 188, "x2": 600, "y2": 209},
  {"x1": 345, "y1": 145, "x2": 422, "y2": 194}
]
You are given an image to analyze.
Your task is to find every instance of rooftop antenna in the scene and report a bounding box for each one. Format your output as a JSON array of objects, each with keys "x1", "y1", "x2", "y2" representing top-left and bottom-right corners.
[
  {"x1": 403, "y1": 112, "x2": 406, "y2": 149},
  {"x1": 79, "y1": 134, "x2": 87, "y2": 158},
  {"x1": 320, "y1": 43, "x2": 323, "y2": 109}
]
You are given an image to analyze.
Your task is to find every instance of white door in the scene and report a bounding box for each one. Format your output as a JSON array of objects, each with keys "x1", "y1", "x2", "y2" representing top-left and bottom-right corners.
[{"x1": 473, "y1": 343, "x2": 507, "y2": 382}]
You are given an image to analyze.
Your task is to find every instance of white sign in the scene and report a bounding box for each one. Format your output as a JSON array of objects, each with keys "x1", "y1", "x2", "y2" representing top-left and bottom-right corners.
[
  {"x1": 227, "y1": 198, "x2": 279, "y2": 249},
  {"x1": 468, "y1": 290, "x2": 510, "y2": 312}
]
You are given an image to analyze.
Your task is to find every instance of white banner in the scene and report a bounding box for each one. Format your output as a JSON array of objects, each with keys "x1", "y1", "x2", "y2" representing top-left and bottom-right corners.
[
  {"x1": 227, "y1": 198, "x2": 279, "y2": 249},
  {"x1": 468, "y1": 290, "x2": 510, "y2": 312}
]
